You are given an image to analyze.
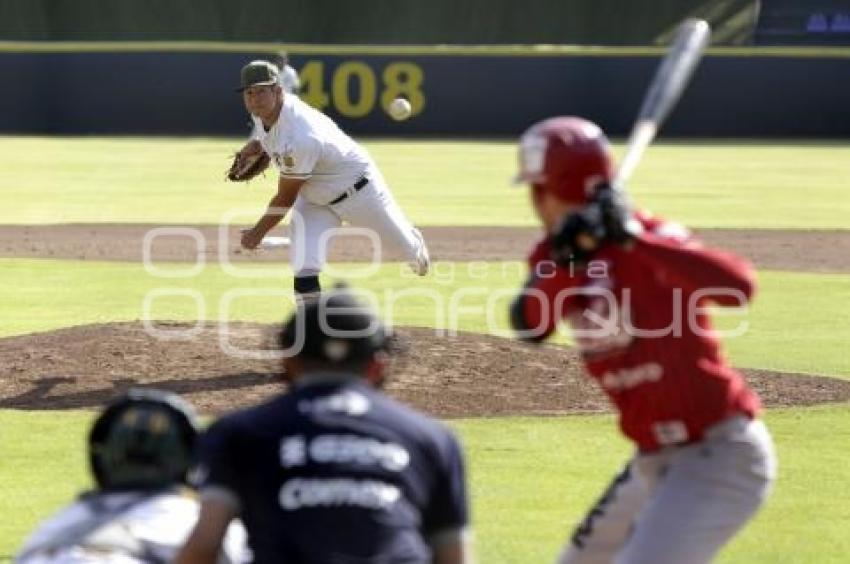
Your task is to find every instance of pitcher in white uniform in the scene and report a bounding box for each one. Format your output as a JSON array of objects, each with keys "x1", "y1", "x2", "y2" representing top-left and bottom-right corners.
[
  {"x1": 236, "y1": 60, "x2": 430, "y2": 299},
  {"x1": 15, "y1": 389, "x2": 247, "y2": 564}
]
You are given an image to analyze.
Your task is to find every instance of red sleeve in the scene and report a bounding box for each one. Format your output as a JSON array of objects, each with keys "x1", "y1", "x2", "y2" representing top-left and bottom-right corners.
[
  {"x1": 511, "y1": 238, "x2": 583, "y2": 342},
  {"x1": 527, "y1": 237, "x2": 552, "y2": 268},
  {"x1": 631, "y1": 232, "x2": 756, "y2": 306}
]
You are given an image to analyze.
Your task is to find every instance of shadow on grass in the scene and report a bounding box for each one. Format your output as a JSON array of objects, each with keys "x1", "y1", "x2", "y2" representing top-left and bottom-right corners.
[{"x1": 0, "y1": 372, "x2": 278, "y2": 410}]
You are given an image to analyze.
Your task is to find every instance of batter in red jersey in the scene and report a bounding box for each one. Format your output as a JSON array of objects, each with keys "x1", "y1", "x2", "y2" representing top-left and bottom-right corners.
[{"x1": 509, "y1": 117, "x2": 776, "y2": 564}]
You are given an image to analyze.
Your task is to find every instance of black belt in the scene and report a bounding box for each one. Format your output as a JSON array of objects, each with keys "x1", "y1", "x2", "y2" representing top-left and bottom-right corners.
[{"x1": 329, "y1": 177, "x2": 369, "y2": 205}]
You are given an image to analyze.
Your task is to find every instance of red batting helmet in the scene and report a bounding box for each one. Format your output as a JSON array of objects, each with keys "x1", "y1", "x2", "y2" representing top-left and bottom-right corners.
[{"x1": 514, "y1": 116, "x2": 615, "y2": 204}]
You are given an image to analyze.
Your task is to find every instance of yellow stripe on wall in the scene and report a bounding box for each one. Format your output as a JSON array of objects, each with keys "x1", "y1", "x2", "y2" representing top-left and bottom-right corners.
[{"x1": 1, "y1": 41, "x2": 849, "y2": 58}]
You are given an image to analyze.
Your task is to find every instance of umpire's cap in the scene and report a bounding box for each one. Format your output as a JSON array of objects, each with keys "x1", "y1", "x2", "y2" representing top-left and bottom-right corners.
[
  {"x1": 279, "y1": 287, "x2": 389, "y2": 365},
  {"x1": 89, "y1": 388, "x2": 198, "y2": 491}
]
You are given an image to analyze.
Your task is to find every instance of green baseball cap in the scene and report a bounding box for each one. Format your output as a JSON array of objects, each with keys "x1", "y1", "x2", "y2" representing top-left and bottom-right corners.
[{"x1": 237, "y1": 60, "x2": 280, "y2": 92}]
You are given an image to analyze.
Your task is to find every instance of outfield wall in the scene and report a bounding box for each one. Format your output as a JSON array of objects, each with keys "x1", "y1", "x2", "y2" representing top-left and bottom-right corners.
[
  {"x1": 2, "y1": 45, "x2": 849, "y2": 137},
  {"x1": 0, "y1": 0, "x2": 757, "y2": 45}
]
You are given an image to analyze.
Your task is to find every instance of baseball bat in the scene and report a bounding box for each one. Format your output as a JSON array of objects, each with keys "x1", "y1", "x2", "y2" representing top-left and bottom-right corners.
[{"x1": 614, "y1": 18, "x2": 711, "y2": 187}]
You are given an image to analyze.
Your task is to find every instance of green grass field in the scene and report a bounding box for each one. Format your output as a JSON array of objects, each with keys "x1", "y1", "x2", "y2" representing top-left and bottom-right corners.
[
  {"x1": 1, "y1": 136, "x2": 849, "y2": 227},
  {"x1": 2, "y1": 407, "x2": 849, "y2": 562},
  {"x1": 1, "y1": 137, "x2": 849, "y2": 561}
]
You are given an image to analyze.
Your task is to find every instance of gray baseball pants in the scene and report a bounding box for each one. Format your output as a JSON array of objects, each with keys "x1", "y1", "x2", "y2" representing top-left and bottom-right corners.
[{"x1": 558, "y1": 416, "x2": 776, "y2": 564}]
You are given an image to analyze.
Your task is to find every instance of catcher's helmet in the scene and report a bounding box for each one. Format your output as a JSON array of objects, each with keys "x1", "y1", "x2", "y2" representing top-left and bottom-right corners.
[
  {"x1": 279, "y1": 286, "x2": 389, "y2": 365},
  {"x1": 514, "y1": 116, "x2": 614, "y2": 204},
  {"x1": 89, "y1": 388, "x2": 198, "y2": 491}
]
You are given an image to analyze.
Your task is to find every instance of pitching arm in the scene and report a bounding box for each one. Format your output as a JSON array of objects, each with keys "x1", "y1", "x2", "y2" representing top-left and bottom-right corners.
[{"x1": 241, "y1": 177, "x2": 304, "y2": 249}]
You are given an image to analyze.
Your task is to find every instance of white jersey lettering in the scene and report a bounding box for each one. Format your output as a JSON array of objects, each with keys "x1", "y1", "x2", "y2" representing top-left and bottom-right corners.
[
  {"x1": 280, "y1": 433, "x2": 410, "y2": 472},
  {"x1": 601, "y1": 363, "x2": 664, "y2": 392},
  {"x1": 279, "y1": 478, "x2": 401, "y2": 511}
]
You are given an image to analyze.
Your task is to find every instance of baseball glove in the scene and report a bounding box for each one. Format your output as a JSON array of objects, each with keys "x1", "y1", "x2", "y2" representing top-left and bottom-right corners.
[{"x1": 226, "y1": 140, "x2": 271, "y2": 182}]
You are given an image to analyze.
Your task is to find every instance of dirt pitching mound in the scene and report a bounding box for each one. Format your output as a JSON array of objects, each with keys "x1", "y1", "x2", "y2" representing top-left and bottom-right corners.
[{"x1": 2, "y1": 323, "x2": 848, "y2": 417}]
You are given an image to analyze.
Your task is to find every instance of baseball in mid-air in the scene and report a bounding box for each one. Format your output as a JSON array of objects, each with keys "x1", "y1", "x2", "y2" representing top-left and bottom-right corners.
[{"x1": 388, "y1": 97, "x2": 412, "y2": 121}]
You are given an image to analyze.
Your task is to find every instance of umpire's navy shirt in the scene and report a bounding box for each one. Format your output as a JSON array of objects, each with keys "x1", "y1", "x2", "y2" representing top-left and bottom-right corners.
[{"x1": 198, "y1": 373, "x2": 468, "y2": 563}]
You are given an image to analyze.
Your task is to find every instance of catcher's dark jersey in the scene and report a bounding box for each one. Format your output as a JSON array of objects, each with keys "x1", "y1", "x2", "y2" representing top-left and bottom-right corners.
[{"x1": 198, "y1": 375, "x2": 468, "y2": 563}]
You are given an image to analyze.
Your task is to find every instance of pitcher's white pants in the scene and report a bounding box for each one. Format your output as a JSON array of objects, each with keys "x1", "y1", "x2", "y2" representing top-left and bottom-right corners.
[
  {"x1": 288, "y1": 166, "x2": 424, "y2": 277},
  {"x1": 558, "y1": 416, "x2": 776, "y2": 564}
]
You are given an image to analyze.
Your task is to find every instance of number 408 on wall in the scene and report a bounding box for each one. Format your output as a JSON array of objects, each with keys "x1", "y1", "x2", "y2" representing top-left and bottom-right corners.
[{"x1": 299, "y1": 60, "x2": 425, "y2": 119}]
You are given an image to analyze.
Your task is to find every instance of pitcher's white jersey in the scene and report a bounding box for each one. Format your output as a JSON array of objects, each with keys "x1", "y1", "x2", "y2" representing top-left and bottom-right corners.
[
  {"x1": 248, "y1": 92, "x2": 429, "y2": 281},
  {"x1": 252, "y1": 94, "x2": 371, "y2": 206},
  {"x1": 16, "y1": 490, "x2": 247, "y2": 563}
]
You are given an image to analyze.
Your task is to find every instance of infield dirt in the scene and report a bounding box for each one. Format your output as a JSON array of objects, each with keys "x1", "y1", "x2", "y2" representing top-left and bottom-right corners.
[{"x1": 1, "y1": 224, "x2": 849, "y2": 273}]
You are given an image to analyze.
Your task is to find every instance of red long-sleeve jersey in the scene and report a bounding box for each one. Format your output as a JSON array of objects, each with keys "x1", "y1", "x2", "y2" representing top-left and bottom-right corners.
[{"x1": 512, "y1": 213, "x2": 761, "y2": 451}]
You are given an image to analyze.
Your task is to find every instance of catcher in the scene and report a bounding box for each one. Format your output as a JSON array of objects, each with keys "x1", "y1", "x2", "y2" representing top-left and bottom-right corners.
[
  {"x1": 15, "y1": 389, "x2": 247, "y2": 563},
  {"x1": 509, "y1": 117, "x2": 776, "y2": 564},
  {"x1": 225, "y1": 60, "x2": 430, "y2": 301}
]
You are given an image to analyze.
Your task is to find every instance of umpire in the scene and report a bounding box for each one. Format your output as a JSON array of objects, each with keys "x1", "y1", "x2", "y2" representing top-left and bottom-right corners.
[{"x1": 178, "y1": 287, "x2": 472, "y2": 564}]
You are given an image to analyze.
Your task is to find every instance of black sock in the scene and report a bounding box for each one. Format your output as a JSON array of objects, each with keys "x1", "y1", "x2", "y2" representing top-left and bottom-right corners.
[{"x1": 294, "y1": 275, "x2": 321, "y2": 295}]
